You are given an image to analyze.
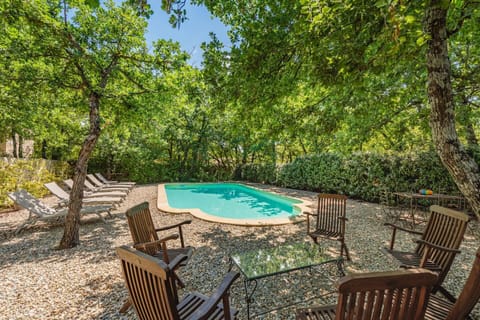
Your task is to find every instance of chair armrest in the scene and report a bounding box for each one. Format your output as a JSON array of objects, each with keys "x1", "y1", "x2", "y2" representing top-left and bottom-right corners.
[
  {"x1": 155, "y1": 220, "x2": 192, "y2": 232},
  {"x1": 384, "y1": 223, "x2": 423, "y2": 235},
  {"x1": 133, "y1": 234, "x2": 180, "y2": 251},
  {"x1": 155, "y1": 220, "x2": 192, "y2": 248},
  {"x1": 415, "y1": 239, "x2": 462, "y2": 254},
  {"x1": 189, "y1": 271, "x2": 240, "y2": 320},
  {"x1": 384, "y1": 223, "x2": 423, "y2": 251},
  {"x1": 168, "y1": 254, "x2": 189, "y2": 270},
  {"x1": 415, "y1": 239, "x2": 462, "y2": 268},
  {"x1": 303, "y1": 211, "x2": 317, "y2": 217}
]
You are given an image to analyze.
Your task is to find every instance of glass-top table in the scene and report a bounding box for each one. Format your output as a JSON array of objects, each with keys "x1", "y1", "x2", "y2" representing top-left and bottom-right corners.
[{"x1": 229, "y1": 242, "x2": 344, "y2": 319}]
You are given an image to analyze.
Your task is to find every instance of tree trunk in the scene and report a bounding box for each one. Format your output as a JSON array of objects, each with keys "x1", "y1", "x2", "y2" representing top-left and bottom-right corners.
[
  {"x1": 18, "y1": 135, "x2": 23, "y2": 158},
  {"x1": 41, "y1": 139, "x2": 47, "y2": 159},
  {"x1": 425, "y1": 1, "x2": 480, "y2": 217},
  {"x1": 11, "y1": 129, "x2": 17, "y2": 158},
  {"x1": 58, "y1": 92, "x2": 102, "y2": 249}
]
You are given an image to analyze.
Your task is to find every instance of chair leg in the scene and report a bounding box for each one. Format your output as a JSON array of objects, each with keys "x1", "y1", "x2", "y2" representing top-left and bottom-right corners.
[
  {"x1": 341, "y1": 241, "x2": 351, "y2": 261},
  {"x1": 119, "y1": 297, "x2": 131, "y2": 313}
]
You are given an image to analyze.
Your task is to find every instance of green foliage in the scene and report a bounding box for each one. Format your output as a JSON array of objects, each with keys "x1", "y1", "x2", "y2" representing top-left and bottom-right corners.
[
  {"x1": 0, "y1": 158, "x2": 70, "y2": 208},
  {"x1": 238, "y1": 151, "x2": 462, "y2": 203}
]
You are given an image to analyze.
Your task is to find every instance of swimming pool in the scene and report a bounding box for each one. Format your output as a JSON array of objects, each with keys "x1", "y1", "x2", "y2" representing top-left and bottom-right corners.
[{"x1": 157, "y1": 183, "x2": 310, "y2": 226}]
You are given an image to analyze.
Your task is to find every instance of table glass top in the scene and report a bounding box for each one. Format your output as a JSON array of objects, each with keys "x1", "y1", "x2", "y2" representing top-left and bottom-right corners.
[{"x1": 230, "y1": 242, "x2": 338, "y2": 280}]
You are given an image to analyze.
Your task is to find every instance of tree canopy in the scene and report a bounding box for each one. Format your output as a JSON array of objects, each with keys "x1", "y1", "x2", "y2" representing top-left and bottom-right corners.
[{"x1": 1, "y1": 0, "x2": 479, "y2": 247}]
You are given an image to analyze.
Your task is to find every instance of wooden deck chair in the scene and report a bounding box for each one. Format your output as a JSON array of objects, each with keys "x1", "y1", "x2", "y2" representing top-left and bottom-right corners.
[
  {"x1": 121, "y1": 201, "x2": 194, "y2": 313},
  {"x1": 383, "y1": 205, "x2": 469, "y2": 301},
  {"x1": 425, "y1": 247, "x2": 480, "y2": 320},
  {"x1": 304, "y1": 194, "x2": 350, "y2": 260},
  {"x1": 44, "y1": 182, "x2": 124, "y2": 207},
  {"x1": 296, "y1": 268, "x2": 438, "y2": 320},
  {"x1": 8, "y1": 189, "x2": 112, "y2": 234},
  {"x1": 86, "y1": 174, "x2": 133, "y2": 192},
  {"x1": 117, "y1": 246, "x2": 239, "y2": 320},
  {"x1": 95, "y1": 172, "x2": 135, "y2": 186},
  {"x1": 64, "y1": 179, "x2": 127, "y2": 198}
]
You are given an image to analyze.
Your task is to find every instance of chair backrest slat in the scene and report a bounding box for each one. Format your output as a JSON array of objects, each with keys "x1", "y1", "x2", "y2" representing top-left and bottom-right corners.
[
  {"x1": 335, "y1": 269, "x2": 437, "y2": 320},
  {"x1": 117, "y1": 246, "x2": 179, "y2": 320},
  {"x1": 126, "y1": 202, "x2": 160, "y2": 256},
  {"x1": 316, "y1": 194, "x2": 347, "y2": 235},
  {"x1": 417, "y1": 205, "x2": 468, "y2": 285}
]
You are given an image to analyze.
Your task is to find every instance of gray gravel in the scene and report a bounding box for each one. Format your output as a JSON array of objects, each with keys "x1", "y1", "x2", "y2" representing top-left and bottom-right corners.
[{"x1": 0, "y1": 183, "x2": 478, "y2": 319}]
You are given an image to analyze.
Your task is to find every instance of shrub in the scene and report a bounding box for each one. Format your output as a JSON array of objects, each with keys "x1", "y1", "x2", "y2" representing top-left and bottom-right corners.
[
  {"x1": 237, "y1": 151, "x2": 464, "y2": 203},
  {"x1": 0, "y1": 158, "x2": 70, "y2": 209}
]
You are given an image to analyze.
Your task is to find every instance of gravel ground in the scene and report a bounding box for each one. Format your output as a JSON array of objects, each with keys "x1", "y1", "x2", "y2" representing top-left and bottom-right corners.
[{"x1": 0, "y1": 183, "x2": 479, "y2": 320}]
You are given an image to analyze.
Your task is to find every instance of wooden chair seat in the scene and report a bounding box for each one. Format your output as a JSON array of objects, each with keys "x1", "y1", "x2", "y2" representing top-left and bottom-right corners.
[
  {"x1": 424, "y1": 247, "x2": 480, "y2": 320},
  {"x1": 386, "y1": 249, "x2": 442, "y2": 271},
  {"x1": 309, "y1": 229, "x2": 342, "y2": 240},
  {"x1": 424, "y1": 295, "x2": 454, "y2": 320},
  {"x1": 296, "y1": 304, "x2": 336, "y2": 320},
  {"x1": 177, "y1": 292, "x2": 237, "y2": 319},
  {"x1": 154, "y1": 246, "x2": 194, "y2": 267}
]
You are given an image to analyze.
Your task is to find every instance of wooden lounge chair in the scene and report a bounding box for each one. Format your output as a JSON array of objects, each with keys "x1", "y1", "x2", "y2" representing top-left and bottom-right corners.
[
  {"x1": 425, "y1": 247, "x2": 480, "y2": 320},
  {"x1": 44, "y1": 182, "x2": 124, "y2": 207},
  {"x1": 117, "y1": 246, "x2": 239, "y2": 320},
  {"x1": 304, "y1": 193, "x2": 350, "y2": 260},
  {"x1": 383, "y1": 205, "x2": 469, "y2": 301},
  {"x1": 296, "y1": 268, "x2": 438, "y2": 320},
  {"x1": 8, "y1": 189, "x2": 112, "y2": 234},
  {"x1": 86, "y1": 174, "x2": 133, "y2": 192},
  {"x1": 64, "y1": 179, "x2": 127, "y2": 198},
  {"x1": 95, "y1": 172, "x2": 135, "y2": 186},
  {"x1": 120, "y1": 201, "x2": 194, "y2": 313}
]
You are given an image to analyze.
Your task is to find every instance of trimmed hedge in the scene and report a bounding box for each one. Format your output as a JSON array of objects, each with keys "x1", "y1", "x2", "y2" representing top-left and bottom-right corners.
[{"x1": 237, "y1": 151, "x2": 472, "y2": 203}]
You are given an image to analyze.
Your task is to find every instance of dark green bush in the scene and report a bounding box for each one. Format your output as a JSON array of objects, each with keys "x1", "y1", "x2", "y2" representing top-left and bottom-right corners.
[{"x1": 237, "y1": 151, "x2": 463, "y2": 203}]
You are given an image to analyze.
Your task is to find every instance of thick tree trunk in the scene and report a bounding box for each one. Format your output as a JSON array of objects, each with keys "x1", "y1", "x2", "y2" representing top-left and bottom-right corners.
[
  {"x1": 425, "y1": 1, "x2": 480, "y2": 217},
  {"x1": 58, "y1": 92, "x2": 102, "y2": 249}
]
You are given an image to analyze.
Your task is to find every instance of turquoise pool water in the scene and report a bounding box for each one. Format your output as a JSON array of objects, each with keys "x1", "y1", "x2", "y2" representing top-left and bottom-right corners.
[{"x1": 164, "y1": 183, "x2": 302, "y2": 220}]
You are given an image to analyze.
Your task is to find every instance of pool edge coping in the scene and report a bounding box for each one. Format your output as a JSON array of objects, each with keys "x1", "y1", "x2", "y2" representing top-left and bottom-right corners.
[{"x1": 156, "y1": 183, "x2": 311, "y2": 226}]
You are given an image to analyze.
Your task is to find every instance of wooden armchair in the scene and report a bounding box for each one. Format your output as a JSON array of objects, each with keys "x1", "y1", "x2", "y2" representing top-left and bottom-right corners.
[
  {"x1": 117, "y1": 246, "x2": 240, "y2": 320},
  {"x1": 121, "y1": 201, "x2": 194, "y2": 313},
  {"x1": 125, "y1": 201, "x2": 194, "y2": 268},
  {"x1": 304, "y1": 194, "x2": 350, "y2": 260},
  {"x1": 383, "y1": 205, "x2": 468, "y2": 301},
  {"x1": 425, "y1": 247, "x2": 480, "y2": 320},
  {"x1": 296, "y1": 268, "x2": 438, "y2": 320}
]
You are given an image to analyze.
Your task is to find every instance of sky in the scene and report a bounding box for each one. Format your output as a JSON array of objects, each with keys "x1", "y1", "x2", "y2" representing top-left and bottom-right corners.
[{"x1": 144, "y1": 2, "x2": 231, "y2": 67}]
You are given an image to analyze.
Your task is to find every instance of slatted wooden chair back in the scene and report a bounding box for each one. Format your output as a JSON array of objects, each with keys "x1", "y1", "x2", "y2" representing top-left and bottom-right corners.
[
  {"x1": 126, "y1": 202, "x2": 160, "y2": 256},
  {"x1": 315, "y1": 194, "x2": 347, "y2": 236},
  {"x1": 445, "y1": 247, "x2": 480, "y2": 319},
  {"x1": 416, "y1": 205, "x2": 468, "y2": 285},
  {"x1": 116, "y1": 246, "x2": 180, "y2": 320},
  {"x1": 335, "y1": 269, "x2": 437, "y2": 320}
]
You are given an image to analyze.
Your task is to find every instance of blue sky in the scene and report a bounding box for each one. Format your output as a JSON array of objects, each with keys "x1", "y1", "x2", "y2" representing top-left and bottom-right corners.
[{"x1": 145, "y1": 2, "x2": 230, "y2": 67}]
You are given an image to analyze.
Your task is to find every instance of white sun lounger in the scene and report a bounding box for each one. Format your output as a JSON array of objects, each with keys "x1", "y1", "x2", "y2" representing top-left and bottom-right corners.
[
  {"x1": 95, "y1": 173, "x2": 135, "y2": 186},
  {"x1": 64, "y1": 179, "x2": 128, "y2": 198},
  {"x1": 86, "y1": 174, "x2": 132, "y2": 192},
  {"x1": 8, "y1": 189, "x2": 113, "y2": 234},
  {"x1": 44, "y1": 182, "x2": 124, "y2": 207}
]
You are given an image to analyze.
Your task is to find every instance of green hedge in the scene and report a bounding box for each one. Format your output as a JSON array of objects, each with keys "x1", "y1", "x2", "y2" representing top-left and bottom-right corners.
[
  {"x1": 237, "y1": 151, "x2": 469, "y2": 203},
  {"x1": 0, "y1": 158, "x2": 70, "y2": 209}
]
